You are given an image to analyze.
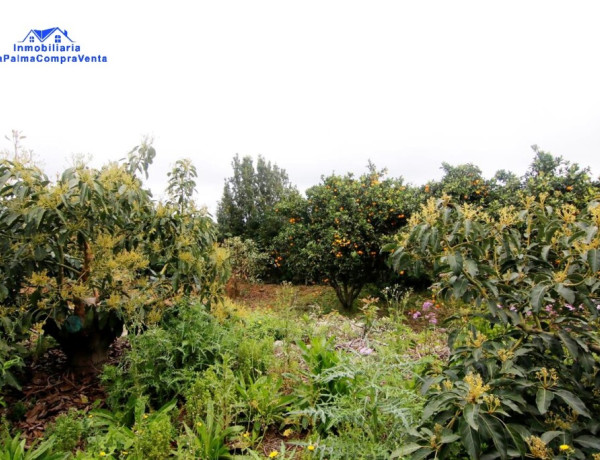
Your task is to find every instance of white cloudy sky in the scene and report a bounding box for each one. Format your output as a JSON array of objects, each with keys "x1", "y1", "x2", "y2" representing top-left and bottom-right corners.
[{"x1": 1, "y1": 1, "x2": 599, "y2": 215}]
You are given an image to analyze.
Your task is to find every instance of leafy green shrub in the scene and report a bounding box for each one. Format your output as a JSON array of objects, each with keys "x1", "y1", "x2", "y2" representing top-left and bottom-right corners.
[
  {"x1": 132, "y1": 411, "x2": 174, "y2": 460},
  {"x1": 46, "y1": 409, "x2": 85, "y2": 452},
  {"x1": 0, "y1": 315, "x2": 27, "y2": 395},
  {"x1": 389, "y1": 195, "x2": 600, "y2": 459},
  {"x1": 0, "y1": 432, "x2": 68, "y2": 460},
  {"x1": 184, "y1": 361, "x2": 240, "y2": 427},
  {"x1": 103, "y1": 302, "x2": 226, "y2": 406},
  {"x1": 236, "y1": 374, "x2": 292, "y2": 436},
  {"x1": 104, "y1": 301, "x2": 282, "y2": 408},
  {"x1": 287, "y1": 337, "x2": 362, "y2": 432},
  {"x1": 222, "y1": 236, "x2": 270, "y2": 292},
  {"x1": 176, "y1": 401, "x2": 243, "y2": 460},
  {"x1": 234, "y1": 336, "x2": 274, "y2": 380},
  {"x1": 85, "y1": 398, "x2": 175, "y2": 459}
]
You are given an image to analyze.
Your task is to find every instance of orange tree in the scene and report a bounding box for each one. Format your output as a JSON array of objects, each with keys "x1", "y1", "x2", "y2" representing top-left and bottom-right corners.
[
  {"x1": 0, "y1": 145, "x2": 226, "y2": 370},
  {"x1": 388, "y1": 193, "x2": 600, "y2": 459},
  {"x1": 273, "y1": 164, "x2": 418, "y2": 310},
  {"x1": 425, "y1": 163, "x2": 492, "y2": 206},
  {"x1": 522, "y1": 146, "x2": 596, "y2": 210}
]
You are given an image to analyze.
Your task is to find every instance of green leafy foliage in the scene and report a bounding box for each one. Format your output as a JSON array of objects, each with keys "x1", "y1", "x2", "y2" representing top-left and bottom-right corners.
[
  {"x1": 0, "y1": 316, "x2": 26, "y2": 396},
  {"x1": 84, "y1": 397, "x2": 176, "y2": 459},
  {"x1": 388, "y1": 194, "x2": 600, "y2": 459},
  {"x1": 274, "y1": 164, "x2": 419, "y2": 309},
  {"x1": 45, "y1": 409, "x2": 85, "y2": 452},
  {"x1": 216, "y1": 154, "x2": 297, "y2": 245},
  {"x1": 166, "y1": 158, "x2": 198, "y2": 214},
  {"x1": 221, "y1": 237, "x2": 270, "y2": 297},
  {"x1": 102, "y1": 303, "x2": 226, "y2": 406},
  {"x1": 0, "y1": 147, "x2": 226, "y2": 369},
  {"x1": 176, "y1": 401, "x2": 243, "y2": 460},
  {"x1": 425, "y1": 162, "x2": 491, "y2": 206},
  {"x1": 0, "y1": 432, "x2": 68, "y2": 460},
  {"x1": 523, "y1": 147, "x2": 596, "y2": 209}
]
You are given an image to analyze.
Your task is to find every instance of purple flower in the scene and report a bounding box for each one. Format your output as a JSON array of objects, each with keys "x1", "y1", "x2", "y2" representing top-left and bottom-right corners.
[
  {"x1": 429, "y1": 317, "x2": 438, "y2": 325},
  {"x1": 565, "y1": 304, "x2": 575, "y2": 311},
  {"x1": 412, "y1": 311, "x2": 421, "y2": 319},
  {"x1": 509, "y1": 306, "x2": 517, "y2": 312},
  {"x1": 544, "y1": 305, "x2": 554, "y2": 312},
  {"x1": 496, "y1": 304, "x2": 503, "y2": 310},
  {"x1": 525, "y1": 311, "x2": 533, "y2": 317},
  {"x1": 422, "y1": 301, "x2": 434, "y2": 310}
]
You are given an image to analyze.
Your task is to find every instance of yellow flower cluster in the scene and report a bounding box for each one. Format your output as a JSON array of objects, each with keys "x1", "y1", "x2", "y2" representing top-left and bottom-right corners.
[
  {"x1": 497, "y1": 348, "x2": 514, "y2": 363},
  {"x1": 27, "y1": 270, "x2": 54, "y2": 288},
  {"x1": 464, "y1": 372, "x2": 490, "y2": 403},
  {"x1": 545, "y1": 409, "x2": 577, "y2": 431},
  {"x1": 557, "y1": 203, "x2": 578, "y2": 224},
  {"x1": 525, "y1": 436, "x2": 551, "y2": 460},
  {"x1": 483, "y1": 394, "x2": 501, "y2": 413},
  {"x1": 497, "y1": 205, "x2": 519, "y2": 228},
  {"x1": 37, "y1": 183, "x2": 68, "y2": 209},
  {"x1": 465, "y1": 330, "x2": 487, "y2": 348},
  {"x1": 536, "y1": 367, "x2": 559, "y2": 389}
]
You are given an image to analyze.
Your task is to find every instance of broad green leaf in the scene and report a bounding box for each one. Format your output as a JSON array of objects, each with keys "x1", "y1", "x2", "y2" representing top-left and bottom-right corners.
[
  {"x1": 574, "y1": 435, "x2": 600, "y2": 449},
  {"x1": 556, "y1": 283, "x2": 575, "y2": 305},
  {"x1": 412, "y1": 447, "x2": 436, "y2": 460},
  {"x1": 459, "y1": 418, "x2": 480, "y2": 460},
  {"x1": 448, "y1": 251, "x2": 463, "y2": 275},
  {"x1": 464, "y1": 403, "x2": 479, "y2": 430},
  {"x1": 535, "y1": 388, "x2": 554, "y2": 415},
  {"x1": 557, "y1": 330, "x2": 580, "y2": 359},
  {"x1": 479, "y1": 414, "x2": 507, "y2": 459},
  {"x1": 540, "y1": 430, "x2": 562, "y2": 444},
  {"x1": 506, "y1": 424, "x2": 527, "y2": 457},
  {"x1": 422, "y1": 393, "x2": 458, "y2": 420},
  {"x1": 554, "y1": 390, "x2": 591, "y2": 418},
  {"x1": 530, "y1": 284, "x2": 548, "y2": 312},
  {"x1": 440, "y1": 433, "x2": 460, "y2": 443},
  {"x1": 390, "y1": 443, "x2": 422, "y2": 458},
  {"x1": 588, "y1": 248, "x2": 599, "y2": 273},
  {"x1": 541, "y1": 245, "x2": 551, "y2": 261},
  {"x1": 465, "y1": 258, "x2": 479, "y2": 277},
  {"x1": 452, "y1": 277, "x2": 469, "y2": 299}
]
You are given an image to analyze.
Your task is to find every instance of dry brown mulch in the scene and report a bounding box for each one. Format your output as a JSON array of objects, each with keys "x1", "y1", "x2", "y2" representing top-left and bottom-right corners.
[{"x1": 1, "y1": 338, "x2": 128, "y2": 444}]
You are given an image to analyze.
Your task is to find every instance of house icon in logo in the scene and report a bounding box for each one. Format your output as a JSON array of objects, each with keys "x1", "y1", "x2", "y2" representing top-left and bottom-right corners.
[{"x1": 20, "y1": 27, "x2": 73, "y2": 44}]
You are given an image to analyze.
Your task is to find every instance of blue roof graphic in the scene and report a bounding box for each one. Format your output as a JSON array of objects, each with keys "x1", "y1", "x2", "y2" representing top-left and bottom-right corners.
[{"x1": 20, "y1": 28, "x2": 74, "y2": 43}]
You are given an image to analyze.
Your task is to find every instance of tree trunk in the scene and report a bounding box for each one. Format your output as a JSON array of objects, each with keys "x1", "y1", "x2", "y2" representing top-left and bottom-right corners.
[
  {"x1": 331, "y1": 281, "x2": 363, "y2": 311},
  {"x1": 44, "y1": 308, "x2": 123, "y2": 374}
]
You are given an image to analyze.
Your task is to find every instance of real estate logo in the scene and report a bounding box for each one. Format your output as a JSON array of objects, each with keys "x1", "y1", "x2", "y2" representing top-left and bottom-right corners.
[{"x1": 0, "y1": 27, "x2": 108, "y2": 64}]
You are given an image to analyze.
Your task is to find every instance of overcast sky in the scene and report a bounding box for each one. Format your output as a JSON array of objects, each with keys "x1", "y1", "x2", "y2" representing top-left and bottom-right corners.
[{"x1": 1, "y1": 1, "x2": 599, "y2": 215}]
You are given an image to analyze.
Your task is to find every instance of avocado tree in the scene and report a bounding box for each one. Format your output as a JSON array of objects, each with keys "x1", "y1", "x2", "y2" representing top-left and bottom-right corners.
[
  {"x1": 388, "y1": 194, "x2": 600, "y2": 459},
  {"x1": 0, "y1": 144, "x2": 226, "y2": 370},
  {"x1": 274, "y1": 164, "x2": 418, "y2": 310}
]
